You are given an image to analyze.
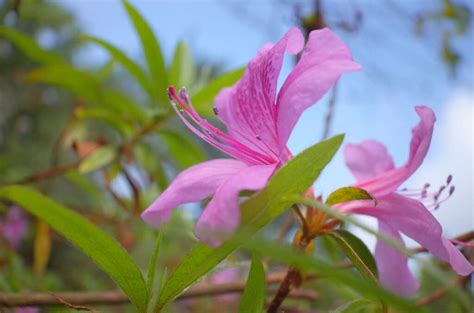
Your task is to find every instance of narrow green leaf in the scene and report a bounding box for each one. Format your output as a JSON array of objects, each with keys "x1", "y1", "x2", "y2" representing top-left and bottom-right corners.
[
  {"x1": 168, "y1": 41, "x2": 195, "y2": 88},
  {"x1": 327, "y1": 230, "x2": 378, "y2": 281},
  {"x1": 26, "y1": 65, "x2": 104, "y2": 104},
  {"x1": 94, "y1": 58, "x2": 116, "y2": 82},
  {"x1": 156, "y1": 135, "x2": 344, "y2": 308},
  {"x1": 104, "y1": 90, "x2": 148, "y2": 123},
  {"x1": 191, "y1": 67, "x2": 245, "y2": 116},
  {"x1": 76, "y1": 108, "x2": 134, "y2": 136},
  {"x1": 78, "y1": 146, "x2": 117, "y2": 174},
  {"x1": 160, "y1": 130, "x2": 206, "y2": 169},
  {"x1": 146, "y1": 232, "x2": 163, "y2": 295},
  {"x1": 326, "y1": 186, "x2": 375, "y2": 206},
  {"x1": 0, "y1": 26, "x2": 64, "y2": 65},
  {"x1": 330, "y1": 299, "x2": 373, "y2": 313},
  {"x1": 239, "y1": 255, "x2": 265, "y2": 313},
  {"x1": 0, "y1": 186, "x2": 148, "y2": 312},
  {"x1": 82, "y1": 35, "x2": 155, "y2": 98},
  {"x1": 27, "y1": 65, "x2": 147, "y2": 124},
  {"x1": 122, "y1": 0, "x2": 168, "y2": 104}
]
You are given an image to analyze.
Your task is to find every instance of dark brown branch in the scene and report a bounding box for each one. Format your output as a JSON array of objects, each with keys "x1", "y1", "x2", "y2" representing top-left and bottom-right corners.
[{"x1": 268, "y1": 232, "x2": 311, "y2": 313}]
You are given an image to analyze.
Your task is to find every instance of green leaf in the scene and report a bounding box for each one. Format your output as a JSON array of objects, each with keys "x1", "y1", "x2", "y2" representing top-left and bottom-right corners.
[
  {"x1": 0, "y1": 26, "x2": 64, "y2": 65},
  {"x1": 326, "y1": 186, "x2": 375, "y2": 206},
  {"x1": 0, "y1": 186, "x2": 148, "y2": 312},
  {"x1": 27, "y1": 65, "x2": 147, "y2": 124},
  {"x1": 76, "y1": 108, "x2": 134, "y2": 136},
  {"x1": 160, "y1": 130, "x2": 206, "y2": 169},
  {"x1": 191, "y1": 67, "x2": 245, "y2": 116},
  {"x1": 239, "y1": 255, "x2": 265, "y2": 313},
  {"x1": 146, "y1": 232, "x2": 163, "y2": 295},
  {"x1": 122, "y1": 0, "x2": 168, "y2": 105},
  {"x1": 82, "y1": 35, "x2": 155, "y2": 99},
  {"x1": 26, "y1": 65, "x2": 104, "y2": 104},
  {"x1": 78, "y1": 146, "x2": 117, "y2": 174},
  {"x1": 168, "y1": 41, "x2": 195, "y2": 88},
  {"x1": 156, "y1": 135, "x2": 344, "y2": 309},
  {"x1": 328, "y1": 230, "x2": 378, "y2": 281}
]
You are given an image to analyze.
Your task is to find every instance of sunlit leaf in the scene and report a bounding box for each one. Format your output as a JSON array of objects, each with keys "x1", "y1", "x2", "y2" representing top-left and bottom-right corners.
[
  {"x1": 191, "y1": 67, "x2": 245, "y2": 116},
  {"x1": 239, "y1": 255, "x2": 265, "y2": 313},
  {"x1": 0, "y1": 186, "x2": 148, "y2": 312},
  {"x1": 156, "y1": 135, "x2": 344, "y2": 308},
  {"x1": 326, "y1": 186, "x2": 375, "y2": 206}
]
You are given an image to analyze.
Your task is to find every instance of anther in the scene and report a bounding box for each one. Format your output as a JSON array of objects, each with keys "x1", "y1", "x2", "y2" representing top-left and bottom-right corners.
[
  {"x1": 213, "y1": 107, "x2": 219, "y2": 116},
  {"x1": 179, "y1": 87, "x2": 190, "y2": 104},
  {"x1": 449, "y1": 186, "x2": 455, "y2": 196},
  {"x1": 446, "y1": 175, "x2": 452, "y2": 185}
]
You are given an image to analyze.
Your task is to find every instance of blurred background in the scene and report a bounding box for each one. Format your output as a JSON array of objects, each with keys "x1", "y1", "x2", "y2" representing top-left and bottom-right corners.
[{"x1": 0, "y1": 0, "x2": 472, "y2": 312}]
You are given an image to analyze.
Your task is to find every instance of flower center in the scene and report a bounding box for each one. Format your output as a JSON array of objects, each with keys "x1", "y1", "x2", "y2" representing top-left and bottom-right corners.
[{"x1": 168, "y1": 87, "x2": 277, "y2": 165}]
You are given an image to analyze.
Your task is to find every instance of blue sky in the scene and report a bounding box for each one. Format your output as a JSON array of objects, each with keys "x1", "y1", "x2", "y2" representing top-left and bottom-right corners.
[{"x1": 58, "y1": 0, "x2": 473, "y2": 237}]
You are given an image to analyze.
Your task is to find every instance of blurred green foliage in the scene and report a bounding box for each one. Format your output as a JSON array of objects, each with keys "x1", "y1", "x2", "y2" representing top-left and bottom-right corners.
[{"x1": 0, "y1": 1, "x2": 471, "y2": 313}]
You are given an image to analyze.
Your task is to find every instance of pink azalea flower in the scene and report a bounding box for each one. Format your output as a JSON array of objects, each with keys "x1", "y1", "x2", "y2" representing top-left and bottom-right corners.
[
  {"x1": 0, "y1": 206, "x2": 27, "y2": 249},
  {"x1": 338, "y1": 106, "x2": 473, "y2": 296},
  {"x1": 141, "y1": 27, "x2": 360, "y2": 247}
]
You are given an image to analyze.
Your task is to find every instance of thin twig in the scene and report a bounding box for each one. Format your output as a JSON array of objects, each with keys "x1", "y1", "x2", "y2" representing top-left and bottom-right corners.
[
  {"x1": 0, "y1": 274, "x2": 317, "y2": 307},
  {"x1": 415, "y1": 275, "x2": 470, "y2": 307},
  {"x1": 1, "y1": 119, "x2": 160, "y2": 186},
  {"x1": 0, "y1": 161, "x2": 81, "y2": 186},
  {"x1": 321, "y1": 83, "x2": 338, "y2": 140},
  {"x1": 410, "y1": 231, "x2": 474, "y2": 254}
]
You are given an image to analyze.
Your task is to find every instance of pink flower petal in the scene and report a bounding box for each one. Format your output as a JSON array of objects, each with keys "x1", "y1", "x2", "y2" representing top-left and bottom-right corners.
[
  {"x1": 141, "y1": 159, "x2": 247, "y2": 228},
  {"x1": 375, "y1": 222, "x2": 419, "y2": 296},
  {"x1": 343, "y1": 193, "x2": 473, "y2": 277},
  {"x1": 276, "y1": 28, "x2": 360, "y2": 149},
  {"x1": 441, "y1": 237, "x2": 474, "y2": 275},
  {"x1": 195, "y1": 164, "x2": 277, "y2": 247},
  {"x1": 344, "y1": 140, "x2": 395, "y2": 181},
  {"x1": 215, "y1": 28, "x2": 304, "y2": 160},
  {"x1": 356, "y1": 106, "x2": 436, "y2": 196}
]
